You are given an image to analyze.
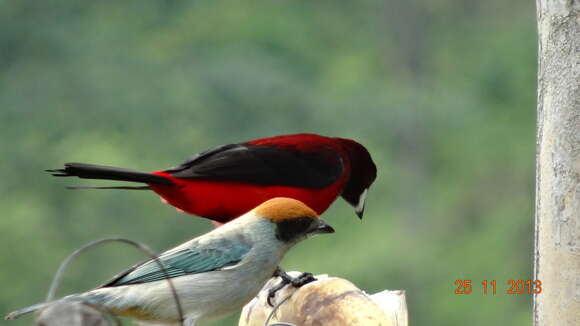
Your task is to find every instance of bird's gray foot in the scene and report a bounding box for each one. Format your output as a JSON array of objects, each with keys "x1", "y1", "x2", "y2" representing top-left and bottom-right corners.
[{"x1": 267, "y1": 268, "x2": 316, "y2": 307}]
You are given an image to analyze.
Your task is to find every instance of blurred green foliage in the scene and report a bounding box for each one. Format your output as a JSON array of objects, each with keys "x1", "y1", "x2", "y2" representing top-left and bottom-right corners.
[{"x1": 0, "y1": 0, "x2": 536, "y2": 325}]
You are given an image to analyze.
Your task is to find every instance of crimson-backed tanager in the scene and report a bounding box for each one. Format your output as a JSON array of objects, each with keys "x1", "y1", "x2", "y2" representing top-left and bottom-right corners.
[{"x1": 47, "y1": 133, "x2": 377, "y2": 223}]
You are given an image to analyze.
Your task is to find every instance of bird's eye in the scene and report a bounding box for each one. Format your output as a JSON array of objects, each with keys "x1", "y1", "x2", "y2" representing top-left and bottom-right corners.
[{"x1": 275, "y1": 217, "x2": 314, "y2": 242}]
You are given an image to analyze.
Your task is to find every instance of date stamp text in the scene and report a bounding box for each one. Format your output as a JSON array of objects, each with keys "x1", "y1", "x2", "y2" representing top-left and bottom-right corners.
[{"x1": 454, "y1": 280, "x2": 542, "y2": 295}]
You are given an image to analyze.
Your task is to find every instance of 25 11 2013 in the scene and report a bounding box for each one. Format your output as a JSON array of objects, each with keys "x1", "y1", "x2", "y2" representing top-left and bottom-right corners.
[{"x1": 454, "y1": 279, "x2": 542, "y2": 295}]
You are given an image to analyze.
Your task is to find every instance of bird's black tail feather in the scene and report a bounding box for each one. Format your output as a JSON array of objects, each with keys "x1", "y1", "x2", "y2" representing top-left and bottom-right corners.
[
  {"x1": 46, "y1": 163, "x2": 174, "y2": 186},
  {"x1": 66, "y1": 185, "x2": 152, "y2": 190}
]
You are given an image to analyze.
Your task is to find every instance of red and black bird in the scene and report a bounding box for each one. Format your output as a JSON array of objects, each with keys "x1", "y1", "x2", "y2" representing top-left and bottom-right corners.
[{"x1": 47, "y1": 133, "x2": 377, "y2": 223}]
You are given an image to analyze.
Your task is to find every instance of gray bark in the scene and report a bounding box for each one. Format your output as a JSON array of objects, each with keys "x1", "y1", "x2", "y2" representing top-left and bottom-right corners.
[{"x1": 535, "y1": 1, "x2": 580, "y2": 325}]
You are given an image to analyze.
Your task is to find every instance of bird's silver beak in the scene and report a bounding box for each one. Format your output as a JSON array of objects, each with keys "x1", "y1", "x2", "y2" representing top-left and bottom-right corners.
[
  {"x1": 354, "y1": 188, "x2": 368, "y2": 220},
  {"x1": 356, "y1": 207, "x2": 364, "y2": 219},
  {"x1": 310, "y1": 219, "x2": 335, "y2": 234}
]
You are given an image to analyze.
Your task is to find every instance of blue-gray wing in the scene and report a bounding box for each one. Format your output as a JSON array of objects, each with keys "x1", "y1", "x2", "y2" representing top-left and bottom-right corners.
[{"x1": 101, "y1": 239, "x2": 251, "y2": 287}]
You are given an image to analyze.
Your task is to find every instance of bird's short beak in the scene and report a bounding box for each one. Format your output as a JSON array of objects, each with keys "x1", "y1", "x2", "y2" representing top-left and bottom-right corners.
[
  {"x1": 354, "y1": 188, "x2": 368, "y2": 220},
  {"x1": 355, "y1": 207, "x2": 364, "y2": 219},
  {"x1": 310, "y1": 219, "x2": 335, "y2": 234}
]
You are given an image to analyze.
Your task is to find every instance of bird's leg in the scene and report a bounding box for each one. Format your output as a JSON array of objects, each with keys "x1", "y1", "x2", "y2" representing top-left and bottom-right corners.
[
  {"x1": 267, "y1": 267, "x2": 317, "y2": 306},
  {"x1": 211, "y1": 221, "x2": 224, "y2": 228},
  {"x1": 274, "y1": 267, "x2": 317, "y2": 286}
]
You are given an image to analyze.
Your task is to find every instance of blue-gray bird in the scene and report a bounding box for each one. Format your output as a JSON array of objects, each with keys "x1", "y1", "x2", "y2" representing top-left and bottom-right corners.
[{"x1": 5, "y1": 197, "x2": 335, "y2": 326}]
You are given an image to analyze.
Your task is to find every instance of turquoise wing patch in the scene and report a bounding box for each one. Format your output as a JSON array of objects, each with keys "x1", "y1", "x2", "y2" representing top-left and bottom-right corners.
[{"x1": 102, "y1": 238, "x2": 251, "y2": 287}]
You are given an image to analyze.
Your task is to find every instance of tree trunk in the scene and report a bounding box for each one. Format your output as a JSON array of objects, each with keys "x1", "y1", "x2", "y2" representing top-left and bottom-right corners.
[{"x1": 534, "y1": 1, "x2": 580, "y2": 325}]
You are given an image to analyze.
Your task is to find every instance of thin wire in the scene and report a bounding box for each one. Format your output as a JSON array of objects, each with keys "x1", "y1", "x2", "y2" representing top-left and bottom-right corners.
[
  {"x1": 264, "y1": 291, "x2": 297, "y2": 326},
  {"x1": 46, "y1": 238, "x2": 185, "y2": 326}
]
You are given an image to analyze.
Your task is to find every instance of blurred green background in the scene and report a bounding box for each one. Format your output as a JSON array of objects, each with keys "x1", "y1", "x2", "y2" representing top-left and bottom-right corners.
[{"x1": 0, "y1": 0, "x2": 536, "y2": 325}]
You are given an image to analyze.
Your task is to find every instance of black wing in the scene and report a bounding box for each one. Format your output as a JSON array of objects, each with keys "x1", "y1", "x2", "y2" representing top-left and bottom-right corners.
[{"x1": 164, "y1": 144, "x2": 343, "y2": 188}]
